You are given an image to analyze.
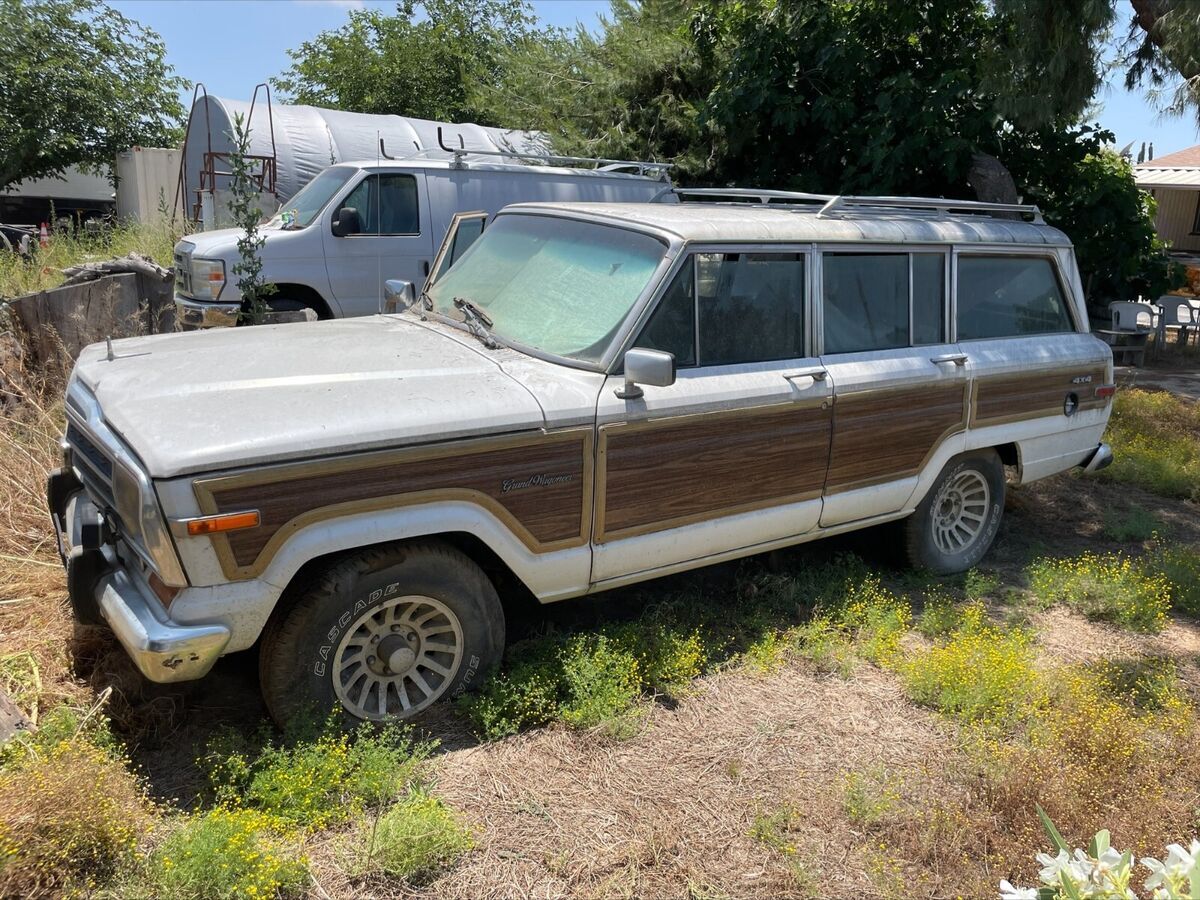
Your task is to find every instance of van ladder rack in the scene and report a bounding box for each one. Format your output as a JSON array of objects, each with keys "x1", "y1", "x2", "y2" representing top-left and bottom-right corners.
[
  {"x1": 433, "y1": 127, "x2": 672, "y2": 179},
  {"x1": 657, "y1": 187, "x2": 1044, "y2": 223}
]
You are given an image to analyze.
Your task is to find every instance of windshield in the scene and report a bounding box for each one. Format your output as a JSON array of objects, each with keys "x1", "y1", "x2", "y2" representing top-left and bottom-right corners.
[
  {"x1": 425, "y1": 214, "x2": 666, "y2": 364},
  {"x1": 269, "y1": 166, "x2": 356, "y2": 229}
]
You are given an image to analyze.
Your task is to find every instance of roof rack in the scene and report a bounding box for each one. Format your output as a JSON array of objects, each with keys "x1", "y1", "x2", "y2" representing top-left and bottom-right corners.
[
  {"x1": 657, "y1": 187, "x2": 1044, "y2": 223},
  {"x1": 410, "y1": 126, "x2": 672, "y2": 180}
]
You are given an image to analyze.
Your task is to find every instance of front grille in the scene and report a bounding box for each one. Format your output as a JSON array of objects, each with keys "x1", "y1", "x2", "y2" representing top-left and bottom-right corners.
[
  {"x1": 174, "y1": 252, "x2": 192, "y2": 295},
  {"x1": 67, "y1": 423, "x2": 112, "y2": 479}
]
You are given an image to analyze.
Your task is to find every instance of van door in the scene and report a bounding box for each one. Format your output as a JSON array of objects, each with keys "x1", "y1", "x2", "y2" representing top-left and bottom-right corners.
[
  {"x1": 592, "y1": 249, "x2": 833, "y2": 585},
  {"x1": 322, "y1": 171, "x2": 433, "y2": 316},
  {"x1": 817, "y1": 248, "x2": 970, "y2": 527}
]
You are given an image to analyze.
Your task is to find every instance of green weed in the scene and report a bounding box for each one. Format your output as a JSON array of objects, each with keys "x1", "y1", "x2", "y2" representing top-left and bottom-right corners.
[
  {"x1": 1101, "y1": 389, "x2": 1200, "y2": 502},
  {"x1": 1027, "y1": 552, "x2": 1171, "y2": 632},
  {"x1": 349, "y1": 791, "x2": 471, "y2": 882},
  {"x1": 843, "y1": 770, "x2": 900, "y2": 826},
  {"x1": 1144, "y1": 543, "x2": 1200, "y2": 616},
  {"x1": 1102, "y1": 504, "x2": 1163, "y2": 542}
]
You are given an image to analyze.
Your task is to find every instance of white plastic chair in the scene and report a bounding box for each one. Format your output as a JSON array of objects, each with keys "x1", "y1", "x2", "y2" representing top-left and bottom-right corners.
[
  {"x1": 1109, "y1": 301, "x2": 1158, "y2": 332},
  {"x1": 1155, "y1": 295, "x2": 1200, "y2": 347}
]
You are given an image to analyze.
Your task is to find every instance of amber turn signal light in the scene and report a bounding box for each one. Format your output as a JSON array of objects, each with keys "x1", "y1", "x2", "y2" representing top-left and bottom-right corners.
[{"x1": 186, "y1": 510, "x2": 261, "y2": 536}]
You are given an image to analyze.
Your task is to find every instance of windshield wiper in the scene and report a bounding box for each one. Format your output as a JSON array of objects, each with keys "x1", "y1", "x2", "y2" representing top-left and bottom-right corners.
[{"x1": 452, "y1": 296, "x2": 499, "y2": 349}]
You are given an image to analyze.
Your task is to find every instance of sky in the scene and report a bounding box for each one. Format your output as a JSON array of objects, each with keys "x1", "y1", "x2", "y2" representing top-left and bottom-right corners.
[{"x1": 109, "y1": 0, "x2": 1200, "y2": 160}]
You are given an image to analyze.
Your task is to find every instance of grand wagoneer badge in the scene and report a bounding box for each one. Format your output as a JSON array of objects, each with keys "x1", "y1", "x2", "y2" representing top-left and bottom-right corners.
[{"x1": 501, "y1": 473, "x2": 577, "y2": 494}]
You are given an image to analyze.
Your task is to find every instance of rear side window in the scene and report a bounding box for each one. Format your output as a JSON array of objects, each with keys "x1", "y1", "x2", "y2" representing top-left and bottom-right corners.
[
  {"x1": 957, "y1": 256, "x2": 1074, "y2": 339},
  {"x1": 633, "y1": 252, "x2": 807, "y2": 367},
  {"x1": 822, "y1": 252, "x2": 946, "y2": 353},
  {"x1": 340, "y1": 173, "x2": 420, "y2": 235}
]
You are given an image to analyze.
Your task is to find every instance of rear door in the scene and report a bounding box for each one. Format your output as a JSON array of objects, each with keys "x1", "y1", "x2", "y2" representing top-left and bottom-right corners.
[
  {"x1": 592, "y1": 247, "x2": 833, "y2": 585},
  {"x1": 817, "y1": 247, "x2": 970, "y2": 527},
  {"x1": 322, "y1": 170, "x2": 432, "y2": 316}
]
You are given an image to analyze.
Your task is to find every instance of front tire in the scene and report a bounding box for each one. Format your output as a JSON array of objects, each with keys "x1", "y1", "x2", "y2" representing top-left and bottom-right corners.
[
  {"x1": 259, "y1": 541, "x2": 505, "y2": 727},
  {"x1": 904, "y1": 449, "x2": 1005, "y2": 574}
]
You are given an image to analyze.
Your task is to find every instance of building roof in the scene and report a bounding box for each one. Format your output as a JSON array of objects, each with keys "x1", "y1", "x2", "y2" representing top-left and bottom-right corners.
[
  {"x1": 504, "y1": 201, "x2": 1073, "y2": 247},
  {"x1": 1138, "y1": 145, "x2": 1200, "y2": 168}
]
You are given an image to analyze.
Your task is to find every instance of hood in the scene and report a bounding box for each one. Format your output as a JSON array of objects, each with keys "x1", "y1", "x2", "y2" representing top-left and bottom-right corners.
[
  {"x1": 72, "y1": 317, "x2": 546, "y2": 478},
  {"x1": 179, "y1": 223, "x2": 288, "y2": 260}
]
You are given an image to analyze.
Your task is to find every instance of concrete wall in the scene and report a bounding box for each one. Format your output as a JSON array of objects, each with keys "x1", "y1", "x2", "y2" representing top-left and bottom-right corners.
[
  {"x1": 1151, "y1": 187, "x2": 1200, "y2": 253},
  {"x1": 116, "y1": 147, "x2": 184, "y2": 224}
]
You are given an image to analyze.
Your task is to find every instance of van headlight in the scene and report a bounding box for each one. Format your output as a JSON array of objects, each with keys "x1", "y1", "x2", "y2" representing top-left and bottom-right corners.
[
  {"x1": 191, "y1": 258, "x2": 226, "y2": 301},
  {"x1": 113, "y1": 462, "x2": 187, "y2": 587}
]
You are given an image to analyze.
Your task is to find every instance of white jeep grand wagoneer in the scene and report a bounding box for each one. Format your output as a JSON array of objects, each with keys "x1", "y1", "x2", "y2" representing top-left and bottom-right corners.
[{"x1": 50, "y1": 189, "x2": 1115, "y2": 724}]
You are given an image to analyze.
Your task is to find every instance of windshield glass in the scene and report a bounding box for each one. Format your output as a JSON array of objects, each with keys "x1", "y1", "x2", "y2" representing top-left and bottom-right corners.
[
  {"x1": 269, "y1": 166, "x2": 356, "y2": 229},
  {"x1": 425, "y1": 214, "x2": 666, "y2": 363}
]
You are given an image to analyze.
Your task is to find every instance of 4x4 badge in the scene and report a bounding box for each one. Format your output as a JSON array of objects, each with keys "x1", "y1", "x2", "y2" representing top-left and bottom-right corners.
[{"x1": 1071, "y1": 375, "x2": 1093, "y2": 384}]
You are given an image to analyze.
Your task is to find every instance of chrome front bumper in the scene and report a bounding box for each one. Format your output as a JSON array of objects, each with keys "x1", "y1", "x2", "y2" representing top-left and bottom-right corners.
[
  {"x1": 97, "y1": 569, "x2": 230, "y2": 683},
  {"x1": 176, "y1": 294, "x2": 239, "y2": 329},
  {"x1": 1081, "y1": 442, "x2": 1114, "y2": 474}
]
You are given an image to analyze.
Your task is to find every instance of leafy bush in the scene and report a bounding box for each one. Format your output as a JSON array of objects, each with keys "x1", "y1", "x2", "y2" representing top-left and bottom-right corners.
[
  {"x1": 1101, "y1": 390, "x2": 1200, "y2": 502},
  {"x1": 146, "y1": 807, "x2": 309, "y2": 900},
  {"x1": 903, "y1": 604, "x2": 1042, "y2": 727},
  {"x1": 0, "y1": 734, "x2": 152, "y2": 896},
  {"x1": 1027, "y1": 552, "x2": 1171, "y2": 632},
  {"x1": 1101, "y1": 504, "x2": 1163, "y2": 542},
  {"x1": 203, "y1": 721, "x2": 429, "y2": 830},
  {"x1": 349, "y1": 791, "x2": 471, "y2": 882}
]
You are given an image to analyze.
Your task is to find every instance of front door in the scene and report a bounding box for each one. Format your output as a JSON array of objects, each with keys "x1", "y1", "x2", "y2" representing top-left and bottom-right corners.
[
  {"x1": 816, "y1": 248, "x2": 969, "y2": 526},
  {"x1": 592, "y1": 249, "x2": 833, "y2": 585},
  {"x1": 322, "y1": 171, "x2": 432, "y2": 316}
]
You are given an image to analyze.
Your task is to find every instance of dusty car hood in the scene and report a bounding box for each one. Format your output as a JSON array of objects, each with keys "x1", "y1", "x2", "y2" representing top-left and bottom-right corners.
[{"x1": 71, "y1": 317, "x2": 546, "y2": 478}]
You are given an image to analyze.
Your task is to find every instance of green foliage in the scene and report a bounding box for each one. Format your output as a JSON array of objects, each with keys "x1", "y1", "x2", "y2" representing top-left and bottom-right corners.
[
  {"x1": 903, "y1": 602, "x2": 1043, "y2": 726},
  {"x1": 273, "y1": 0, "x2": 545, "y2": 125},
  {"x1": 226, "y1": 112, "x2": 276, "y2": 326},
  {"x1": 0, "y1": 0, "x2": 184, "y2": 190},
  {"x1": 842, "y1": 770, "x2": 901, "y2": 826},
  {"x1": 349, "y1": 791, "x2": 472, "y2": 882},
  {"x1": 1101, "y1": 504, "x2": 1163, "y2": 543},
  {"x1": 1028, "y1": 552, "x2": 1172, "y2": 632},
  {"x1": 145, "y1": 808, "x2": 308, "y2": 900},
  {"x1": 1145, "y1": 544, "x2": 1200, "y2": 617},
  {"x1": 202, "y1": 721, "x2": 429, "y2": 831},
  {"x1": 1101, "y1": 389, "x2": 1200, "y2": 502}
]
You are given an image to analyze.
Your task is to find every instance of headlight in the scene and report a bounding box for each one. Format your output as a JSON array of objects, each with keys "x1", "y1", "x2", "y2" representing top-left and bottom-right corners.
[
  {"x1": 112, "y1": 461, "x2": 187, "y2": 587},
  {"x1": 191, "y1": 258, "x2": 226, "y2": 301}
]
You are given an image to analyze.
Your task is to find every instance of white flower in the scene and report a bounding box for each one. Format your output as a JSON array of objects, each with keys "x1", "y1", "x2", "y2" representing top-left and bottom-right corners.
[
  {"x1": 998, "y1": 879, "x2": 1038, "y2": 900},
  {"x1": 1038, "y1": 849, "x2": 1072, "y2": 884}
]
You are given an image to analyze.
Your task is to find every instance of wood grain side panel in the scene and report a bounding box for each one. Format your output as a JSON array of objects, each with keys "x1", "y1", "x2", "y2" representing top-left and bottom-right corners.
[
  {"x1": 824, "y1": 382, "x2": 968, "y2": 494},
  {"x1": 199, "y1": 431, "x2": 590, "y2": 576},
  {"x1": 972, "y1": 366, "x2": 1109, "y2": 426},
  {"x1": 599, "y1": 403, "x2": 831, "y2": 540}
]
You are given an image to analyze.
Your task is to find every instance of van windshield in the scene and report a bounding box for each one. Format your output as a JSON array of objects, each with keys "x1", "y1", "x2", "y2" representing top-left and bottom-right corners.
[
  {"x1": 425, "y1": 214, "x2": 666, "y2": 364},
  {"x1": 270, "y1": 166, "x2": 356, "y2": 229}
]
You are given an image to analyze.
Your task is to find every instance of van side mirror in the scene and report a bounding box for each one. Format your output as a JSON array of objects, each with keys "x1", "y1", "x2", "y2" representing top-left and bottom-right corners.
[
  {"x1": 383, "y1": 279, "x2": 415, "y2": 313},
  {"x1": 615, "y1": 348, "x2": 675, "y2": 399},
  {"x1": 331, "y1": 207, "x2": 361, "y2": 237}
]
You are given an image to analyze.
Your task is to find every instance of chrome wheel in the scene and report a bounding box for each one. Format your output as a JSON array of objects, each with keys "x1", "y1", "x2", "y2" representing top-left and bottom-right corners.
[
  {"x1": 931, "y1": 469, "x2": 991, "y2": 556},
  {"x1": 332, "y1": 595, "x2": 464, "y2": 721}
]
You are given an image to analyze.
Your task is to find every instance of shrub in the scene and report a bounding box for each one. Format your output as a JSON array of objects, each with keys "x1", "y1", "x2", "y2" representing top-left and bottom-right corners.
[
  {"x1": 1145, "y1": 543, "x2": 1200, "y2": 616},
  {"x1": 0, "y1": 735, "x2": 153, "y2": 896},
  {"x1": 204, "y1": 721, "x2": 429, "y2": 830},
  {"x1": 558, "y1": 633, "x2": 642, "y2": 730},
  {"x1": 349, "y1": 791, "x2": 471, "y2": 882},
  {"x1": 832, "y1": 575, "x2": 912, "y2": 667},
  {"x1": 146, "y1": 807, "x2": 309, "y2": 900},
  {"x1": 1101, "y1": 389, "x2": 1200, "y2": 501},
  {"x1": 903, "y1": 605, "x2": 1042, "y2": 727},
  {"x1": 1027, "y1": 552, "x2": 1171, "y2": 632}
]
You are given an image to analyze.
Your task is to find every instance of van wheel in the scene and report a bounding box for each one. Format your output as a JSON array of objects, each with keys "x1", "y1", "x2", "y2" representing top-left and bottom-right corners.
[
  {"x1": 904, "y1": 450, "x2": 1005, "y2": 575},
  {"x1": 259, "y1": 541, "x2": 505, "y2": 727}
]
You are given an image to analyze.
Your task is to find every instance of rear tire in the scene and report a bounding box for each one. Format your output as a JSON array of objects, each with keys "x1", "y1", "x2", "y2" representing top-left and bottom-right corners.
[
  {"x1": 259, "y1": 541, "x2": 505, "y2": 727},
  {"x1": 904, "y1": 449, "x2": 1005, "y2": 574}
]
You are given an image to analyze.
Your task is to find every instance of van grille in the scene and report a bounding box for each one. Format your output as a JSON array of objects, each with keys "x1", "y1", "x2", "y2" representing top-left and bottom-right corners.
[{"x1": 66, "y1": 421, "x2": 115, "y2": 510}]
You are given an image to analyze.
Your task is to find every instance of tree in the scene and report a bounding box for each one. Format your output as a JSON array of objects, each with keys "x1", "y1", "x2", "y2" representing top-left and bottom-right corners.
[
  {"x1": 272, "y1": 0, "x2": 546, "y2": 125},
  {"x1": 0, "y1": 0, "x2": 185, "y2": 191},
  {"x1": 226, "y1": 113, "x2": 276, "y2": 326}
]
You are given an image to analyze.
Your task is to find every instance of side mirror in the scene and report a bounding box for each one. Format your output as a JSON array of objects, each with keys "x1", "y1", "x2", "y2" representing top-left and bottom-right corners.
[
  {"x1": 383, "y1": 279, "x2": 416, "y2": 313},
  {"x1": 331, "y1": 207, "x2": 361, "y2": 237},
  {"x1": 615, "y1": 347, "x2": 675, "y2": 399}
]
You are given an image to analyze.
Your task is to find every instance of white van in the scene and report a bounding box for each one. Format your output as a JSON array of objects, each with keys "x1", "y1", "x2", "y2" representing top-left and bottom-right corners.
[{"x1": 173, "y1": 157, "x2": 671, "y2": 327}]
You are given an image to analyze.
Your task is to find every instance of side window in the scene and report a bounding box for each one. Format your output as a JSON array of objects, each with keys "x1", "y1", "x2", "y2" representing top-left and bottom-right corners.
[
  {"x1": 339, "y1": 174, "x2": 420, "y2": 235},
  {"x1": 957, "y1": 256, "x2": 1074, "y2": 340},
  {"x1": 696, "y1": 252, "x2": 806, "y2": 366},
  {"x1": 823, "y1": 254, "x2": 907, "y2": 353},
  {"x1": 636, "y1": 259, "x2": 696, "y2": 366}
]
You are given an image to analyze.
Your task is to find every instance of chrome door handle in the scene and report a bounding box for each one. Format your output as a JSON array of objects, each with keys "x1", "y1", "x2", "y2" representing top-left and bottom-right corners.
[
  {"x1": 930, "y1": 353, "x2": 968, "y2": 367},
  {"x1": 783, "y1": 367, "x2": 828, "y2": 382}
]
